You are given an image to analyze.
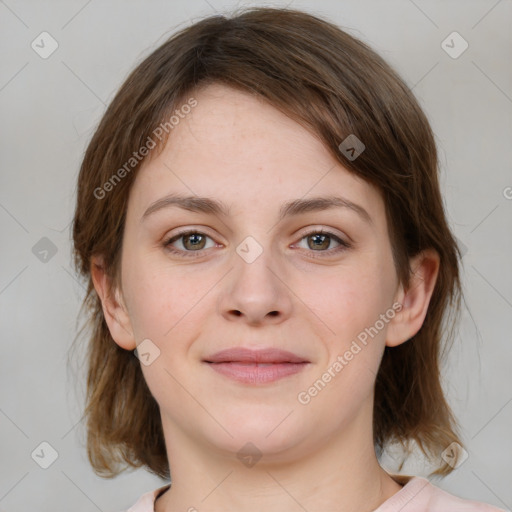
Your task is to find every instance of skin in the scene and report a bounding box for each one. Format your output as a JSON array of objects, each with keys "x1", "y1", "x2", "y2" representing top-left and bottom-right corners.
[{"x1": 92, "y1": 83, "x2": 439, "y2": 512}]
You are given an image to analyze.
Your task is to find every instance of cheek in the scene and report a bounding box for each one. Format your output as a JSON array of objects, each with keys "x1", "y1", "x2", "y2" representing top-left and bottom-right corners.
[
  {"x1": 306, "y1": 262, "x2": 395, "y2": 345},
  {"x1": 297, "y1": 267, "x2": 395, "y2": 417},
  {"x1": 121, "y1": 254, "x2": 181, "y2": 341}
]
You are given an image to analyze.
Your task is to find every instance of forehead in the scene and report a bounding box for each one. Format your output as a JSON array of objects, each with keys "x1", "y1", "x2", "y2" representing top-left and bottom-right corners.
[{"x1": 127, "y1": 83, "x2": 384, "y2": 224}]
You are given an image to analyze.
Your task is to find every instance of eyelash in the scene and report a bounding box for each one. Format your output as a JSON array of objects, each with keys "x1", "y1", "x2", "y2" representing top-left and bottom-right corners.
[{"x1": 163, "y1": 228, "x2": 351, "y2": 259}]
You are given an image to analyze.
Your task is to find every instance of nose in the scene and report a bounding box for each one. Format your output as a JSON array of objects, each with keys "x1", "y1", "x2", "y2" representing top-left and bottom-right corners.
[{"x1": 218, "y1": 242, "x2": 293, "y2": 326}]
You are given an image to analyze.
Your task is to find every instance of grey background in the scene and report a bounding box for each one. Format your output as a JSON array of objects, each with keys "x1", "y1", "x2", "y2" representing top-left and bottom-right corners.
[{"x1": 1, "y1": 0, "x2": 511, "y2": 511}]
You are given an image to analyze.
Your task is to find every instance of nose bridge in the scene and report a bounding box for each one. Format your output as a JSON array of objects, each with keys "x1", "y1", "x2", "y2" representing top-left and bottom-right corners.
[{"x1": 219, "y1": 233, "x2": 292, "y2": 324}]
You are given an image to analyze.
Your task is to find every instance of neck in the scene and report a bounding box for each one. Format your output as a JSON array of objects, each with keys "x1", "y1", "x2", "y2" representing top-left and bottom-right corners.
[{"x1": 155, "y1": 404, "x2": 403, "y2": 512}]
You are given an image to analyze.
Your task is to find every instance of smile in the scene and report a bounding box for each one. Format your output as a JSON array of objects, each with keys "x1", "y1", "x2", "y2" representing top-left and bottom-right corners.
[{"x1": 203, "y1": 347, "x2": 310, "y2": 384}]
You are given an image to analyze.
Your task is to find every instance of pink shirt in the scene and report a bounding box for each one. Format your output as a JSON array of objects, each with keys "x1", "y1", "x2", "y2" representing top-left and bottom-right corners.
[{"x1": 123, "y1": 476, "x2": 507, "y2": 511}]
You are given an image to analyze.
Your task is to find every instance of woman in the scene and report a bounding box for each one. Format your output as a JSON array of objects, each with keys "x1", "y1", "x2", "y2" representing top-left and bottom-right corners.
[{"x1": 71, "y1": 7, "x2": 505, "y2": 512}]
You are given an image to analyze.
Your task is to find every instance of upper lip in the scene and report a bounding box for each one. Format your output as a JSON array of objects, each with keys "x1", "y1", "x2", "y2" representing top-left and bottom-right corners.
[{"x1": 204, "y1": 347, "x2": 309, "y2": 364}]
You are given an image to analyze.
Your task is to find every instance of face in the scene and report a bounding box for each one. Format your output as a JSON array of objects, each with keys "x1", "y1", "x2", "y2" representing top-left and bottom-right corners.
[{"x1": 112, "y1": 83, "x2": 404, "y2": 461}]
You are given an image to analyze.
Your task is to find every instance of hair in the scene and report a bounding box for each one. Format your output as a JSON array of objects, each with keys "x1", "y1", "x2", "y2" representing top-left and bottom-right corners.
[{"x1": 71, "y1": 6, "x2": 464, "y2": 480}]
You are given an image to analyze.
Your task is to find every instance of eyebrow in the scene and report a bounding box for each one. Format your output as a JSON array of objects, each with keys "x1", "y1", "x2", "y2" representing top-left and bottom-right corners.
[{"x1": 141, "y1": 193, "x2": 372, "y2": 224}]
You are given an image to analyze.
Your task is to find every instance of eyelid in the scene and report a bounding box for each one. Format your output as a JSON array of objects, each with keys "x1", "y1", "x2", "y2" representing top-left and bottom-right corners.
[{"x1": 296, "y1": 225, "x2": 346, "y2": 240}]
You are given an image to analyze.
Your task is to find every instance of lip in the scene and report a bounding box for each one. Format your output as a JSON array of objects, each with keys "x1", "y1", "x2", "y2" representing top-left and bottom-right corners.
[
  {"x1": 203, "y1": 348, "x2": 310, "y2": 385},
  {"x1": 205, "y1": 347, "x2": 309, "y2": 364}
]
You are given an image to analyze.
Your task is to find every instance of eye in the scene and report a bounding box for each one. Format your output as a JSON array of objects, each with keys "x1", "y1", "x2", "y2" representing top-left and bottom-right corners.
[
  {"x1": 164, "y1": 230, "x2": 217, "y2": 257},
  {"x1": 294, "y1": 229, "x2": 351, "y2": 256},
  {"x1": 163, "y1": 228, "x2": 351, "y2": 259}
]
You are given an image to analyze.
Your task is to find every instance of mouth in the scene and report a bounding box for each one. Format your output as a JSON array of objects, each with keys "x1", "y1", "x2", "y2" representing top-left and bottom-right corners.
[{"x1": 203, "y1": 347, "x2": 310, "y2": 384}]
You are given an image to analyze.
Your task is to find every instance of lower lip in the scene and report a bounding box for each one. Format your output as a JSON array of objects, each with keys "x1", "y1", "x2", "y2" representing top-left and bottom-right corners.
[{"x1": 205, "y1": 362, "x2": 308, "y2": 384}]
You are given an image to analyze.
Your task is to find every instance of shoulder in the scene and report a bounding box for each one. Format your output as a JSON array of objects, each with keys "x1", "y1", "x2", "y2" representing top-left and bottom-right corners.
[
  {"x1": 380, "y1": 476, "x2": 507, "y2": 512},
  {"x1": 425, "y1": 479, "x2": 507, "y2": 512},
  {"x1": 120, "y1": 484, "x2": 171, "y2": 512}
]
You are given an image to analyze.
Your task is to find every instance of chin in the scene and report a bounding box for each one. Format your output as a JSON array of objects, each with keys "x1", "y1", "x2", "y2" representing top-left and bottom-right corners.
[{"x1": 205, "y1": 406, "x2": 309, "y2": 456}]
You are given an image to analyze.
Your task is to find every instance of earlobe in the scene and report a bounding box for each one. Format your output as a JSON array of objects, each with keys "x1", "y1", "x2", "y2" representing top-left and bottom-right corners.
[
  {"x1": 386, "y1": 249, "x2": 440, "y2": 348},
  {"x1": 90, "y1": 255, "x2": 137, "y2": 351}
]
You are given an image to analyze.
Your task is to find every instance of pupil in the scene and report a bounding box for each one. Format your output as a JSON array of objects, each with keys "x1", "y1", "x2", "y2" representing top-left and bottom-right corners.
[
  {"x1": 310, "y1": 234, "x2": 328, "y2": 250},
  {"x1": 186, "y1": 233, "x2": 204, "y2": 249}
]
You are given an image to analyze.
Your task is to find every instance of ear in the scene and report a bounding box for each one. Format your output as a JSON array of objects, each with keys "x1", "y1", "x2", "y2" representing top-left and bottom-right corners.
[
  {"x1": 386, "y1": 249, "x2": 440, "y2": 347},
  {"x1": 90, "y1": 255, "x2": 137, "y2": 351}
]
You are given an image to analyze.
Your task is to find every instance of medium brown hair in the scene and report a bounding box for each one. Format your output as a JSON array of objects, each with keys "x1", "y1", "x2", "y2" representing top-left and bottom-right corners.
[{"x1": 71, "y1": 6, "x2": 463, "y2": 480}]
